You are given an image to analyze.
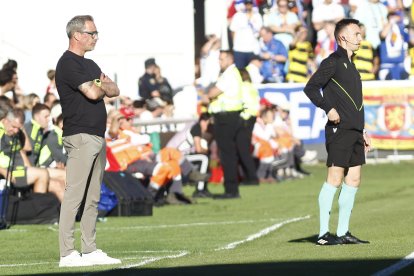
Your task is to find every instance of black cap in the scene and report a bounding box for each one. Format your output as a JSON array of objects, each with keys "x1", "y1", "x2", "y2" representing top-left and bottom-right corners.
[
  {"x1": 244, "y1": 0, "x2": 253, "y2": 4},
  {"x1": 144, "y1": 58, "x2": 156, "y2": 69}
]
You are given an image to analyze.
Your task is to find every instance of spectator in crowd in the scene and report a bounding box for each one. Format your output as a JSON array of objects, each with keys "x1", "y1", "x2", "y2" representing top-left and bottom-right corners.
[
  {"x1": 206, "y1": 50, "x2": 258, "y2": 199},
  {"x1": 382, "y1": 0, "x2": 404, "y2": 14},
  {"x1": 409, "y1": 25, "x2": 414, "y2": 79},
  {"x1": 252, "y1": 107, "x2": 283, "y2": 183},
  {"x1": 259, "y1": 26, "x2": 288, "y2": 83},
  {"x1": 140, "y1": 97, "x2": 166, "y2": 153},
  {"x1": 411, "y1": 3, "x2": 414, "y2": 24},
  {"x1": 106, "y1": 110, "x2": 195, "y2": 205},
  {"x1": 118, "y1": 96, "x2": 135, "y2": 118},
  {"x1": 46, "y1": 69, "x2": 58, "y2": 96},
  {"x1": 229, "y1": 0, "x2": 263, "y2": 68},
  {"x1": 0, "y1": 96, "x2": 12, "y2": 120},
  {"x1": 351, "y1": 0, "x2": 388, "y2": 50},
  {"x1": 0, "y1": 68, "x2": 18, "y2": 101},
  {"x1": 16, "y1": 93, "x2": 40, "y2": 124},
  {"x1": 259, "y1": 97, "x2": 275, "y2": 113},
  {"x1": 263, "y1": 0, "x2": 300, "y2": 51},
  {"x1": 160, "y1": 100, "x2": 177, "y2": 132},
  {"x1": 23, "y1": 103, "x2": 66, "y2": 199},
  {"x1": 138, "y1": 58, "x2": 160, "y2": 101},
  {"x1": 0, "y1": 108, "x2": 63, "y2": 200},
  {"x1": 378, "y1": 11, "x2": 409, "y2": 80},
  {"x1": 314, "y1": 21, "x2": 337, "y2": 65},
  {"x1": 1, "y1": 59, "x2": 23, "y2": 101},
  {"x1": 154, "y1": 64, "x2": 174, "y2": 104},
  {"x1": 246, "y1": 55, "x2": 264, "y2": 84},
  {"x1": 166, "y1": 113, "x2": 214, "y2": 198},
  {"x1": 353, "y1": 23, "x2": 379, "y2": 80},
  {"x1": 197, "y1": 34, "x2": 221, "y2": 89},
  {"x1": 286, "y1": 24, "x2": 316, "y2": 83},
  {"x1": 39, "y1": 113, "x2": 67, "y2": 169},
  {"x1": 43, "y1": 92, "x2": 58, "y2": 109},
  {"x1": 132, "y1": 99, "x2": 146, "y2": 120},
  {"x1": 312, "y1": 0, "x2": 345, "y2": 44},
  {"x1": 273, "y1": 103, "x2": 317, "y2": 178},
  {"x1": 229, "y1": 0, "x2": 261, "y2": 16},
  {"x1": 292, "y1": 0, "x2": 311, "y2": 25}
]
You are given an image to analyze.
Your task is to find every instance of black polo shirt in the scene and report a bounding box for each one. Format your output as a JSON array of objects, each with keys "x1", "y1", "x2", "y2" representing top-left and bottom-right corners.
[
  {"x1": 55, "y1": 50, "x2": 107, "y2": 137},
  {"x1": 304, "y1": 46, "x2": 364, "y2": 131},
  {"x1": 138, "y1": 72, "x2": 158, "y2": 100}
]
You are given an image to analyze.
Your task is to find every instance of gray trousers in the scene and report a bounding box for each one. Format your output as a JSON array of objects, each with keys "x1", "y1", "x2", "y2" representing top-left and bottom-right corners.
[{"x1": 59, "y1": 133, "x2": 106, "y2": 257}]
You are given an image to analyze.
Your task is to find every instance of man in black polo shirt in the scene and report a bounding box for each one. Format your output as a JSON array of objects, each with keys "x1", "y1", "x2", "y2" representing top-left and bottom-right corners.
[
  {"x1": 304, "y1": 18, "x2": 372, "y2": 246},
  {"x1": 138, "y1": 58, "x2": 160, "y2": 100},
  {"x1": 55, "y1": 15, "x2": 120, "y2": 267}
]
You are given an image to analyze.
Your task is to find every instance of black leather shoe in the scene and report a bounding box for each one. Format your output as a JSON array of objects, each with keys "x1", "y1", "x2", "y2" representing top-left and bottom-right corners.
[
  {"x1": 316, "y1": 232, "x2": 340, "y2": 246},
  {"x1": 337, "y1": 232, "x2": 370, "y2": 244},
  {"x1": 213, "y1": 193, "x2": 241, "y2": 199}
]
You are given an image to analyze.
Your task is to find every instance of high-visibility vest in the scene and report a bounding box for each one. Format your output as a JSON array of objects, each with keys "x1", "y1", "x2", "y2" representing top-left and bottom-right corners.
[
  {"x1": 240, "y1": 80, "x2": 260, "y2": 120},
  {"x1": 25, "y1": 120, "x2": 43, "y2": 164},
  {"x1": 0, "y1": 123, "x2": 21, "y2": 169},
  {"x1": 38, "y1": 125, "x2": 64, "y2": 167},
  {"x1": 353, "y1": 40, "x2": 376, "y2": 81},
  {"x1": 208, "y1": 66, "x2": 244, "y2": 114}
]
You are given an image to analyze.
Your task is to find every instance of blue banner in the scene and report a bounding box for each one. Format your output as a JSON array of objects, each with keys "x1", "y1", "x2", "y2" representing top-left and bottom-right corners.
[{"x1": 257, "y1": 83, "x2": 327, "y2": 145}]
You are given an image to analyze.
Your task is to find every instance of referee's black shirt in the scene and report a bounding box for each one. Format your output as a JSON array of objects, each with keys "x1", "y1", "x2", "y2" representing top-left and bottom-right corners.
[{"x1": 304, "y1": 46, "x2": 364, "y2": 131}]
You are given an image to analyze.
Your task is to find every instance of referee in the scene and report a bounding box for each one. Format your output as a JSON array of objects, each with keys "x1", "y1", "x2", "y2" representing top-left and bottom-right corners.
[
  {"x1": 206, "y1": 50, "x2": 258, "y2": 199},
  {"x1": 303, "y1": 18, "x2": 372, "y2": 245}
]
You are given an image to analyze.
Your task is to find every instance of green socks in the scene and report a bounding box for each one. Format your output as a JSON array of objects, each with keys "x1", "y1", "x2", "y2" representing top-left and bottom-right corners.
[
  {"x1": 318, "y1": 182, "x2": 338, "y2": 237},
  {"x1": 337, "y1": 183, "x2": 358, "y2": 237}
]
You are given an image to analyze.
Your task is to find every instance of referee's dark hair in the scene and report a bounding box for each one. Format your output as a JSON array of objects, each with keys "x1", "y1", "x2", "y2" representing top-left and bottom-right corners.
[{"x1": 334, "y1": 18, "x2": 360, "y2": 43}]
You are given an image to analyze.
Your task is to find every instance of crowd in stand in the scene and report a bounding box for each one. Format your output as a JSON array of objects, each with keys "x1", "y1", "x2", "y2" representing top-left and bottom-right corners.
[
  {"x1": 196, "y1": 0, "x2": 414, "y2": 86},
  {"x1": 1, "y1": 0, "x2": 414, "y2": 217}
]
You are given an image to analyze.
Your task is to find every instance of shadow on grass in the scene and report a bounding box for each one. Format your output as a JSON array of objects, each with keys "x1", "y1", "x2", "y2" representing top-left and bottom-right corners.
[
  {"x1": 288, "y1": 234, "x2": 319, "y2": 244},
  {"x1": 45, "y1": 259, "x2": 414, "y2": 276}
]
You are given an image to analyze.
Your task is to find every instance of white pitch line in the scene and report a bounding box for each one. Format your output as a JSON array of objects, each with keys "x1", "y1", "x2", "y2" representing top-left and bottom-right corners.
[
  {"x1": 1, "y1": 216, "x2": 310, "y2": 269},
  {"x1": 216, "y1": 215, "x2": 311, "y2": 251},
  {"x1": 120, "y1": 251, "x2": 189, "y2": 269},
  {"x1": 114, "y1": 250, "x2": 184, "y2": 254},
  {"x1": 372, "y1": 251, "x2": 414, "y2": 276},
  {"x1": 0, "y1": 251, "x2": 186, "y2": 268},
  {"x1": 0, "y1": 262, "x2": 52, "y2": 268},
  {"x1": 15, "y1": 218, "x2": 298, "y2": 234},
  {"x1": 98, "y1": 218, "x2": 287, "y2": 231}
]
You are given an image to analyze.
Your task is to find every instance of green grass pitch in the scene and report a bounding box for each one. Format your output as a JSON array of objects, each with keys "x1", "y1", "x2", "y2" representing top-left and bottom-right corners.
[{"x1": 1, "y1": 161, "x2": 413, "y2": 275}]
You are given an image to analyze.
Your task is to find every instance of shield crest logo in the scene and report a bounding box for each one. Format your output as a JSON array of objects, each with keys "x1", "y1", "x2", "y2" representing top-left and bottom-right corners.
[{"x1": 384, "y1": 104, "x2": 405, "y2": 131}]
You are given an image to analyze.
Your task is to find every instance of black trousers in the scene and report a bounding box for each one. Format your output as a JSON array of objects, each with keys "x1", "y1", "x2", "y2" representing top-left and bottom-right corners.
[{"x1": 213, "y1": 112, "x2": 258, "y2": 194}]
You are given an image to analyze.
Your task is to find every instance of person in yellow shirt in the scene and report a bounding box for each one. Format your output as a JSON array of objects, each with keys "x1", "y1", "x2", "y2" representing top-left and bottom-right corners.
[
  {"x1": 353, "y1": 23, "x2": 379, "y2": 80},
  {"x1": 286, "y1": 25, "x2": 316, "y2": 83}
]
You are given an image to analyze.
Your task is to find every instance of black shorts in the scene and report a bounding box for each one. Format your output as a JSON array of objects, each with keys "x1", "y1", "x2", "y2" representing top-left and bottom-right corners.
[{"x1": 325, "y1": 127, "x2": 365, "y2": 168}]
